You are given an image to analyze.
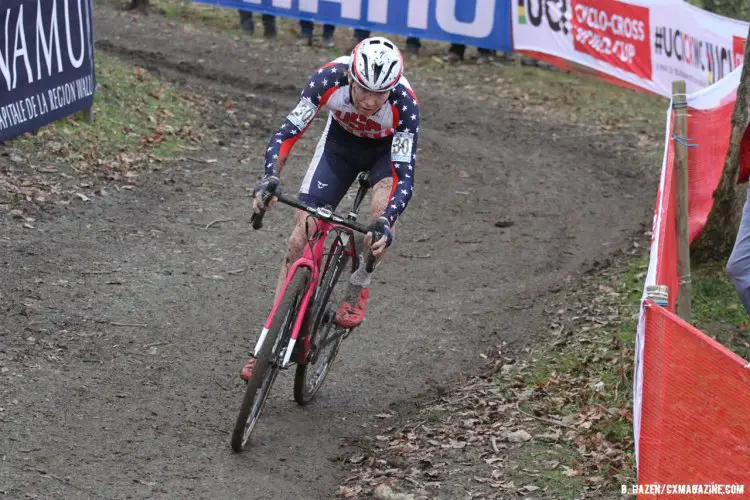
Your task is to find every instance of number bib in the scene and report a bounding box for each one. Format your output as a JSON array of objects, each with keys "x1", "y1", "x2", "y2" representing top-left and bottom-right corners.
[
  {"x1": 287, "y1": 97, "x2": 317, "y2": 130},
  {"x1": 391, "y1": 131, "x2": 414, "y2": 163}
]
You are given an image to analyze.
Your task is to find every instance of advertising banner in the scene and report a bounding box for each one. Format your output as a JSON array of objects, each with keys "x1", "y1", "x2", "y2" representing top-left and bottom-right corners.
[
  {"x1": 193, "y1": 0, "x2": 513, "y2": 52},
  {"x1": 513, "y1": 0, "x2": 748, "y2": 96},
  {"x1": 0, "y1": 0, "x2": 96, "y2": 141}
]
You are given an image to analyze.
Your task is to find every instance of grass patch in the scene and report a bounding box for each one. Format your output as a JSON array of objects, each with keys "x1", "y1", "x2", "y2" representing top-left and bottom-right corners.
[
  {"x1": 693, "y1": 262, "x2": 747, "y2": 326},
  {"x1": 2, "y1": 52, "x2": 213, "y2": 205},
  {"x1": 152, "y1": 0, "x2": 239, "y2": 30},
  {"x1": 95, "y1": 0, "x2": 296, "y2": 37},
  {"x1": 15, "y1": 51, "x2": 209, "y2": 160},
  {"x1": 14, "y1": 52, "x2": 210, "y2": 160},
  {"x1": 506, "y1": 442, "x2": 586, "y2": 500},
  {"x1": 93, "y1": 52, "x2": 208, "y2": 156},
  {"x1": 691, "y1": 261, "x2": 750, "y2": 360}
]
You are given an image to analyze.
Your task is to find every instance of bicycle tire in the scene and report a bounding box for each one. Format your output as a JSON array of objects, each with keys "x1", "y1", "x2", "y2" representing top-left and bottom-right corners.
[
  {"x1": 231, "y1": 269, "x2": 310, "y2": 452},
  {"x1": 293, "y1": 236, "x2": 357, "y2": 405}
]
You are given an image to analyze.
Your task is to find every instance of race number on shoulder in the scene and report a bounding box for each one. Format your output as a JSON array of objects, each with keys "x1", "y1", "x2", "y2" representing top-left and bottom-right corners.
[
  {"x1": 287, "y1": 97, "x2": 317, "y2": 130},
  {"x1": 391, "y1": 131, "x2": 414, "y2": 163}
]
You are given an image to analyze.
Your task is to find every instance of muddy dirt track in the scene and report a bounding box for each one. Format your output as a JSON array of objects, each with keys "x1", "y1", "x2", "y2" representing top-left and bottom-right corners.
[{"x1": 1, "y1": 7, "x2": 657, "y2": 499}]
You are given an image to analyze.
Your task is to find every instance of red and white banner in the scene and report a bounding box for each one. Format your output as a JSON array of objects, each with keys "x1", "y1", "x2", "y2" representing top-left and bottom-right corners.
[
  {"x1": 571, "y1": 0, "x2": 652, "y2": 80},
  {"x1": 513, "y1": 0, "x2": 748, "y2": 96}
]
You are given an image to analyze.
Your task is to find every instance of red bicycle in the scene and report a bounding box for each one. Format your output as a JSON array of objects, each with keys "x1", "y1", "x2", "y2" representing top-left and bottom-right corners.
[{"x1": 231, "y1": 172, "x2": 381, "y2": 452}]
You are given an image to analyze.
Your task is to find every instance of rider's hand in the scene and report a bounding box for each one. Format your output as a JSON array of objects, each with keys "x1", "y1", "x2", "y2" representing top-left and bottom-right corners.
[
  {"x1": 253, "y1": 192, "x2": 278, "y2": 214},
  {"x1": 252, "y1": 176, "x2": 280, "y2": 213},
  {"x1": 365, "y1": 217, "x2": 393, "y2": 259}
]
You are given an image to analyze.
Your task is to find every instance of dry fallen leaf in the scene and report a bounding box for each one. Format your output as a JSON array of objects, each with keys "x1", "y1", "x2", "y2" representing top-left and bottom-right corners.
[
  {"x1": 537, "y1": 430, "x2": 561, "y2": 442},
  {"x1": 540, "y1": 459, "x2": 560, "y2": 470},
  {"x1": 338, "y1": 485, "x2": 356, "y2": 498},
  {"x1": 504, "y1": 429, "x2": 532, "y2": 442},
  {"x1": 373, "y1": 484, "x2": 415, "y2": 500}
]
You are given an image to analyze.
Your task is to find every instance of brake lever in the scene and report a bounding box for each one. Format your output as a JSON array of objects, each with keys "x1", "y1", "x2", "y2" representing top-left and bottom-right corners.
[
  {"x1": 365, "y1": 230, "x2": 382, "y2": 273},
  {"x1": 250, "y1": 180, "x2": 279, "y2": 230}
]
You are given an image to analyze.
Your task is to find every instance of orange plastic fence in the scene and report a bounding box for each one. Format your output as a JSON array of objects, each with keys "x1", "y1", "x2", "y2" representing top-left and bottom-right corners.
[
  {"x1": 654, "y1": 100, "x2": 735, "y2": 312},
  {"x1": 639, "y1": 304, "x2": 750, "y2": 498},
  {"x1": 637, "y1": 93, "x2": 750, "y2": 496},
  {"x1": 686, "y1": 103, "x2": 736, "y2": 243}
]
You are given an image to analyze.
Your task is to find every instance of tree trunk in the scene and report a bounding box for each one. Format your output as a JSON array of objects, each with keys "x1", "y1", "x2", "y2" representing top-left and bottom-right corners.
[{"x1": 692, "y1": 26, "x2": 750, "y2": 263}]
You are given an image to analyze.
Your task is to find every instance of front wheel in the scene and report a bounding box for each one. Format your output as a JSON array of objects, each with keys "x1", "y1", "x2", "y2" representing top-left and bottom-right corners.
[{"x1": 231, "y1": 270, "x2": 310, "y2": 452}]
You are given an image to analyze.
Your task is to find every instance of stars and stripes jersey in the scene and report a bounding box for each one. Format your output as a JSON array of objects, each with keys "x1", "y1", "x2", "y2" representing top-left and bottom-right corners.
[{"x1": 263, "y1": 55, "x2": 420, "y2": 226}]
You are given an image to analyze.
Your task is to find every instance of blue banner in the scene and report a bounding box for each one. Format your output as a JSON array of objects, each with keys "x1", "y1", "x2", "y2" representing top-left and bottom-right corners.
[
  {"x1": 0, "y1": 0, "x2": 96, "y2": 142},
  {"x1": 193, "y1": 0, "x2": 512, "y2": 52}
]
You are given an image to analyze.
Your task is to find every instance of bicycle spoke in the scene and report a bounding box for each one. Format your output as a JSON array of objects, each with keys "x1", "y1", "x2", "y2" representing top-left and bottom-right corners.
[{"x1": 318, "y1": 327, "x2": 349, "y2": 351}]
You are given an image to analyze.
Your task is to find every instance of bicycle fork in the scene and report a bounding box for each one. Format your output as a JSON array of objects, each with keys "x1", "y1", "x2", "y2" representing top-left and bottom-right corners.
[{"x1": 252, "y1": 300, "x2": 313, "y2": 369}]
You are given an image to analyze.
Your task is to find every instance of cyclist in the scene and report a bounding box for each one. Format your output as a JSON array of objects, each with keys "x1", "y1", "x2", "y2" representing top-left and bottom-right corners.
[{"x1": 241, "y1": 36, "x2": 420, "y2": 381}]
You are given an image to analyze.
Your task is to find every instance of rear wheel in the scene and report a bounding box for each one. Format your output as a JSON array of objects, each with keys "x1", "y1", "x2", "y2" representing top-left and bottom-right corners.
[
  {"x1": 293, "y1": 235, "x2": 359, "y2": 404},
  {"x1": 231, "y1": 270, "x2": 310, "y2": 452}
]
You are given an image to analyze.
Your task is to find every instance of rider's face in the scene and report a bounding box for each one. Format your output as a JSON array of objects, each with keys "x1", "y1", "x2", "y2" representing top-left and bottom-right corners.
[{"x1": 350, "y1": 78, "x2": 391, "y2": 117}]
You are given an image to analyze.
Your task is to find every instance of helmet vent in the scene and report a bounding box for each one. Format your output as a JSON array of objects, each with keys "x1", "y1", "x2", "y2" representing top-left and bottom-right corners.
[
  {"x1": 380, "y1": 61, "x2": 398, "y2": 87},
  {"x1": 361, "y1": 53, "x2": 370, "y2": 81}
]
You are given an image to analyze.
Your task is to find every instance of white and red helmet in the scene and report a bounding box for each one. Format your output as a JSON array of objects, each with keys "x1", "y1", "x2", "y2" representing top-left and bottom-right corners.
[{"x1": 349, "y1": 36, "x2": 404, "y2": 92}]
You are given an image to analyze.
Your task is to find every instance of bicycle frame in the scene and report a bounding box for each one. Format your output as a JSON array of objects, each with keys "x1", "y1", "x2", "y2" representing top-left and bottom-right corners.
[
  {"x1": 249, "y1": 171, "x2": 374, "y2": 370},
  {"x1": 252, "y1": 218, "x2": 358, "y2": 369}
]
